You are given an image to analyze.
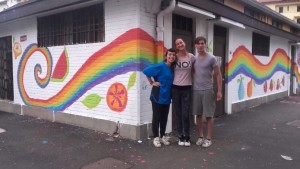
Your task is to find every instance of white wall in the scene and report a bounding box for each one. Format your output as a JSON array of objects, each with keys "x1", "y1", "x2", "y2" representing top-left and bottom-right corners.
[
  {"x1": 138, "y1": 0, "x2": 157, "y2": 126},
  {"x1": 0, "y1": 0, "x2": 144, "y2": 125},
  {"x1": 227, "y1": 27, "x2": 290, "y2": 113}
]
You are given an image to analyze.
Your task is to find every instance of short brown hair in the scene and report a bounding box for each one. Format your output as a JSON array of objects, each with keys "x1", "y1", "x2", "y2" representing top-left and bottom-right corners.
[{"x1": 194, "y1": 36, "x2": 206, "y2": 44}]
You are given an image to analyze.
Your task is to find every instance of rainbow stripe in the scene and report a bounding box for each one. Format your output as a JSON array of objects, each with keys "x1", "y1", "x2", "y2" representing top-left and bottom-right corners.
[
  {"x1": 18, "y1": 28, "x2": 161, "y2": 111},
  {"x1": 18, "y1": 45, "x2": 53, "y2": 89},
  {"x1": 293, "y1": 62, "x2": 300, "y2": 86},
  {"x1": 226, "y1": 45, "x2": 290, "y2": 85}
]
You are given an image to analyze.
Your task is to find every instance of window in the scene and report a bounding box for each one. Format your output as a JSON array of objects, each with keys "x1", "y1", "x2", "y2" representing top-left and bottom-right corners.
[
  {"x1": 252, "y1": 33, "x2": 270, "y2": 56},
  {"x1": 214, "y1": 0, "x2": 224, "y2": 3},
  {"x1": 297, "y1": 18, "x2": 300, "y2": 24},
  {"x1": 272, "y1": 20, "x2": 283, "y2": 29},
  {"x1": 291, "y1": 27, "x2": 299, "y2": 34},
  {"x1": 297, "y1": 5, "x2": 300, "y2": 12},
  {"x1": 245, "y1": 7, "x2": 261, "y2": 20},
  {"x1": 38, "y1": 3, "x2": 104, "y2": 47},
  {"x1": 278, "y1": 6, "x2": 283, "y2": 13},
  {"x1": 172, "y1": 14, "x2": 193, "y2": 32},
  {"x1": 245, "y1": 7, "x2": 254, "y2": 17},
  {"x1": 260, "y1": 14, "x2": 269, "y2": 23}
]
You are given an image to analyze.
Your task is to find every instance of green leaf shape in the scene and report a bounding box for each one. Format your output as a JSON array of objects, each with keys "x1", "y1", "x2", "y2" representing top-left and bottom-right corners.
[
  {"x1": 81, "y1": 94, "x2": 102, "y2": 109},
  {"x1": 208, "y1": 40, "x2": 213, "y2": 53},
  {"x1": 127, "y1": 72, "x2": 136, "y2": 90}
]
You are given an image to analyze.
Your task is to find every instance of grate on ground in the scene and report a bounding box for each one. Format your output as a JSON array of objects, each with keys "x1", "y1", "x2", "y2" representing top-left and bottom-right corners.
[{"x1": 81, "y1": 157, "x2": 132, "y2": 169}]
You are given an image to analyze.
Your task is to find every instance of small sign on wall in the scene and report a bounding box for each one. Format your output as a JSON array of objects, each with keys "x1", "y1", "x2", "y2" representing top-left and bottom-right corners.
[
  {"x1": 215, "y1": 56, "x2": 222, "y2": 67},
  {"x1": 20, "y1": 35, "x2": 27, "y2": 42}
]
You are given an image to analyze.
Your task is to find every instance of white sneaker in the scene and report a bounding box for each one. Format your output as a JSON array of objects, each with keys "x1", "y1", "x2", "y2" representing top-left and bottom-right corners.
[
  {"x1": 202, "y1": 139, "x2": 212, "y2": 148},
  {"x1": 153, "y1": 137, "x2": 161, "y2": 147},
  {"x1": 178, "y1": 140, "x2": 185, "y2": 146},
  {"x1": 196, "y1": 138, "x2": 204, "y2": 146},
  {"x1": 161, "y1": 136, "x2": 170, "y2": 145},
  {"x1": 184, "y1": 140, "x2": 191, "y2": 146},
  {"x1": 178, "y1": 136, "x2": 185, "y2": 146}
]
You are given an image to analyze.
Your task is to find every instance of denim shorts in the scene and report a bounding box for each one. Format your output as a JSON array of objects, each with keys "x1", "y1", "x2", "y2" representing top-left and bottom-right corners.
[{"x1": 192, "y1": 89, "x2": 216, "y2": 117}]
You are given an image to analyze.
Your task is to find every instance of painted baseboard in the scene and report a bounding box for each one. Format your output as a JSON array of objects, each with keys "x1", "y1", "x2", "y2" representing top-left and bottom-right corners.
[
  {"x1": 231, "y1": 91, "x2": 288, "y2": 113},
  {"x1": 0, "y1": 101, "x2": 151, "y2": 140}
]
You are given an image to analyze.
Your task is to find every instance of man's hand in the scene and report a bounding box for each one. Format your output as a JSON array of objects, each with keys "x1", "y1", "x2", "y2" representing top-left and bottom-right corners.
[{"x1": 216, "y1": 91, "x2": 222, "y2": 101}]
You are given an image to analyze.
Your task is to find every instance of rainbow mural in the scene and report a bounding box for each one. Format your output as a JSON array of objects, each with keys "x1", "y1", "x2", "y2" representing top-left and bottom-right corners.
[
  {"x1": 226, "y1": 45, "x2": 290, "y2": 85},
  {"x1": 17, "y1": 28, "x2": 162, "y2": 111},
  {"x1": 293, "y1": 62, "x2": 300, "y2": 86}
]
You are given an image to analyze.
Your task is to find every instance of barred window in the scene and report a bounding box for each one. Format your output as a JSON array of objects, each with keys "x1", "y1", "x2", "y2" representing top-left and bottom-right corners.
[
  {"x1": 172, "y1": 14, "x2": 193, "y2": 32},
  {"x1": 252, "y1": 32, "x2": 270, "y2": 56},
  {"x1": 38, "y1": 3, "x2": 104, "y2": 47}
]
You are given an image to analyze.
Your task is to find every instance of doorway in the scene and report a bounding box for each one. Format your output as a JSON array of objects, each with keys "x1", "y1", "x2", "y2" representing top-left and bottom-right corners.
[
  {"x1": 0, "y1": 36, "x2": 14, "y2": 101},
  {"x1": 171, "y1": 14, "x2": 194, "y2": 130},
  {"x1": 172, "y1": 14, "x2": 194, "y2": 52},
  {"x1": 290, "y1": 45, "x2": 295, "y2": 95},
  {"x1": 213, "y1": 25, "x2": 227, "y2": 117}
]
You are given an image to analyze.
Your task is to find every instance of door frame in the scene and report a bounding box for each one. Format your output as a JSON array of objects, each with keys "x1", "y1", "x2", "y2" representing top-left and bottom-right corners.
[
  {"x1": 0, "y1": 36, "x2": 14, "y2": 101},
  {"x1": 171, "y1": 14, "x2": 195, "y2": 130},
  {"x1": 212, "y1": 25, "x2": 227, "y2": 117},
  {"x1": 290, "y1": 45, "x2": 296, "y2": 95}
]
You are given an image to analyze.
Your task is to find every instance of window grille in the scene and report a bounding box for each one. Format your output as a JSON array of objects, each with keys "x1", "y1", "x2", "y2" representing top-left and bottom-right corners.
[
  {"x1": 252, "y1": 32, "x2": 270, "y2": 56},
  {"x1": 38, "y1": 3, "x2": 104, "y2": 47},
  {"x1": 172, "y1": 14, "x2": 193, "y2": 33}
]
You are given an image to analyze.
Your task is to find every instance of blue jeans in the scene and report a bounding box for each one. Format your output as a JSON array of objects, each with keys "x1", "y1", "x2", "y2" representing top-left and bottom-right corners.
[{"x1": 172, "y1": 85, "x2": 191, "y2": 140}]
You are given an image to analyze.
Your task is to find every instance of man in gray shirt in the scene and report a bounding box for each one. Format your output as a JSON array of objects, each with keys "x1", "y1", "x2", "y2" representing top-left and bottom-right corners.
[{"x1": 193, "y1": 36, "x2": 222, "y2": 148}]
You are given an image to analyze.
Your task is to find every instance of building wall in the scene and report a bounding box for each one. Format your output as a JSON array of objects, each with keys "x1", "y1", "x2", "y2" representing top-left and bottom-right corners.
[
  {"x1": 265, "y1": 3, "x2": 300, "y2": 21},
  {"x1": 226, "y1": 27, "x2": 292, "y2": 113},
  {"x1": 1, "y1": 0, "x2": 300, "y2": 139},
  {"x1": 139, "y1": 0, "x2": 157, "y2": 125},
  {"x1": 0, "y1": 3, "x2": 7, "y2": 11},
  {"x1": 161, "y1": 3, "x2": 300, "y2": 114},
  {"x1": 0, "y1": 0, "x2": 160, "y2": 129},
  {"x1": 224, "y1": 0, "x2": 244, "y2": 13},
  {"x1": 293, "y1": 45, "x2": 300, "y2": 94}
]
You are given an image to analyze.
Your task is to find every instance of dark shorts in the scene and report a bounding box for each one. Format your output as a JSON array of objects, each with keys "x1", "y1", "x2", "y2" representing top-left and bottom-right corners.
[{"x1": 192, "y1": 89, "x2": 216, "y2": 117}]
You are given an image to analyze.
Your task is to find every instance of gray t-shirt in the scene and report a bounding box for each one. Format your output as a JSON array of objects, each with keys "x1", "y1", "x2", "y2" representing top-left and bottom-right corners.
[
  {"x1": 173, "y1": 53, "x2": 195, "y2": 86},
  {"x1": 193, "y1": 52, "x2": 218, "y2": 90}
]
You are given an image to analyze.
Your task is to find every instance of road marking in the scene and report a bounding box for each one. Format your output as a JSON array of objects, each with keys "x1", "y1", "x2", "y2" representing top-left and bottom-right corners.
[
  {"x1": 286, "y1": 120, "x2": 300, "y2": 127},
  {"x1": 280, "y1": 100, "x2": 300, "y2": 105},
  {"x1": 0, "y1": 128, "x2": 6, "y2": 133}
]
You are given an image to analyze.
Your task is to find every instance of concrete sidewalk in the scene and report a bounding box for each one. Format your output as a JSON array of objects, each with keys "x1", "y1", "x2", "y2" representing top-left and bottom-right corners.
[{"x1": 1, "y1": 96, "x2": 300, "y2": 169}]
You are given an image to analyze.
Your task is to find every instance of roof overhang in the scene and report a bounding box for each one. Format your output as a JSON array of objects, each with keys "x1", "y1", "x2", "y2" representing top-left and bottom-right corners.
[
  {"x1": 0, "y1": 0, "x2": 101, "y2": 24},
  {"x1": 175, "y1": 2, "x2": 215, "y2": 19},
  {"x1": 179, "y1": 0, "x2": 300, "y2": 42},
  {"x1": 240, "y1": 0, "x2": 300, "y2": 29}
]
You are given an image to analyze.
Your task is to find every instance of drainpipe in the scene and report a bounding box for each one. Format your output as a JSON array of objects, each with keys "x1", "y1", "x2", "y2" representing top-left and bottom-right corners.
[{"x1": 156, "y1": 0, "x2": 176, "y2": 59}]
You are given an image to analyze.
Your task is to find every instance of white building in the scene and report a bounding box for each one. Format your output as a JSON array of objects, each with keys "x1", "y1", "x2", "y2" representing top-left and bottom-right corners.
[
  {"x1": 0, "y1": 0, "x2": 300, "y2": 140},
  {"x1": 0, "y1": 0, "x2": 26, "y2": 11}
]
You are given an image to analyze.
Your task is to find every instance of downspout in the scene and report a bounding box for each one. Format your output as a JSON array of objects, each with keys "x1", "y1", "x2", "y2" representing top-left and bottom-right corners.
[{"x1": 156, "y1": 0, "x2": 176, "y2": 60}]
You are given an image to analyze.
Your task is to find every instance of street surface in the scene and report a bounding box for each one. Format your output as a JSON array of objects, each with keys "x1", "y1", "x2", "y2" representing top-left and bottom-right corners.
[{"x1": 0, "y1": 96, "x2": 300, "y2": 169}]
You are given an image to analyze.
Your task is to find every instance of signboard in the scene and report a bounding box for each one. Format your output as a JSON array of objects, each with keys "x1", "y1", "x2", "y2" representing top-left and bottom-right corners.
[{"x1": 20, "y1": 35, "x2": 27, "y2": 42}]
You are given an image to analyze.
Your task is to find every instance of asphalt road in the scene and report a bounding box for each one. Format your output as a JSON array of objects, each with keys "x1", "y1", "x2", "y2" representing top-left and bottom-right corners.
[{"x1": 0, "y1": 96, "x2": 300, "y2": 169}]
